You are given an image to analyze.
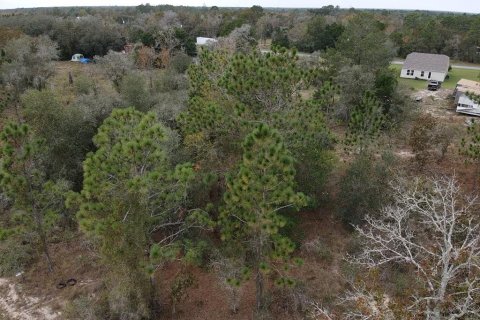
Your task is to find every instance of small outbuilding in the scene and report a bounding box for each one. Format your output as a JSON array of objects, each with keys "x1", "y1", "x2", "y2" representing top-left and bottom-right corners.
[
  {"x1": 400, "y1": 52, "x2": 450, "y2": 82},
  {"x1": 71, "y1": 53, "x2": 84, "y2": 62},
  {"x1": 196, "y1": 37, "x2": 217, "y2": 46},
  {"x1": 454, "y1": 79, "x2": 480, "y2": 116},
  {"x1": 71, "y1": 53, "x2": 91, "y2": 64}
]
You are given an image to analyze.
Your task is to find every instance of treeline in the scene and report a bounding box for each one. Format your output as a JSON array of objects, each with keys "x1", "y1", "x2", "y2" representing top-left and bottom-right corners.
[
  {"x1": 1, "y1": 5, "x2": 480, "y2": 62},
  {"x1": 391, "y1": 12, "x2": 480, "y2": 62}
]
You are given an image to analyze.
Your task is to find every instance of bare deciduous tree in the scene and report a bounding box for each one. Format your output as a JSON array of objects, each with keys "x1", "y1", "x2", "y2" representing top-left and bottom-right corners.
[
  {"x1": 95, "y1": 50, "x2": 134, "y2": 87},
  {"x1": 154, "y1": 28, "x2": 180, "y2": 67},
  {"x1": 1, "y1": 35, "x2": 58, "y2": 102},
  {"x1": 209, "y1": 250, "x2": 245, "y2": 314},
  {"x1": 310, "y1": 284, "x2": 396, "y2": 320},
  {"x1": 213, "y1": 24, "x2": 257, "y2": 54},
  {"x1": 157, "y1": 10, "x2": 181, "y2": 30},
  {"x1": 349, "y1": 176, "x2": 480, "y2": 319},
  {"x1": 201, "y1": 12, "x2": 223, "y2": 38}
]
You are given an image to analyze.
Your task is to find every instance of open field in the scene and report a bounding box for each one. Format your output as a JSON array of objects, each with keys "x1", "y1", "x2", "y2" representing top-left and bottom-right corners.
[{"x1": 390, "y1": 64, "x2": 480, "y2": 91}]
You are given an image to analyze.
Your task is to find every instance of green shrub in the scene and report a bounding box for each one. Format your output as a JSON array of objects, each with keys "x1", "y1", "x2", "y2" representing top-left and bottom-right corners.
[
  {"x1": 337, "y1": 152, "x2": 394, "y2": 226},
  {"x1": 153, "y1": 69, "x2": 188, "y2": 93},
  {"x1": 182, "y1": 239, "x2": 211, "y2": 267},
  {"x1": 120, "y1": 72, "x2": 153, "y2": 112},
  {"x1": 340, "y1": 260, "x2": 361, "y2": 282},
  {"x1": 392, "y1": 271, "x2": 411, "y2": 297},
  {"x1": 345, "y1": 235, "x2": 363, "y2": 256},
  {"x1": 295, "y1": 149, "x2": 335, "y2": 207},
  {"x1": 170, "y1": 52, "x2": 192, "y2": 74},
  {"x1": 74, "y1": 75, "x2": 94, "y2": 95},
  {"x1": 170, "y1": 272, "x2": 196, "y2": 315},
  {"x1": 0, "y1": 237, "x2": 33, "y2": 277},
  {"x1": 279, "y1": 211, "x2": 304, "y2": 247},
  {"x1": 63, "y1": 292, "x2": 110, "y2": 320},
  {"x1": 22, "y1": 89, "x2": 98, "y2": 187},
  {"x1": 302, "y1": 238, "x2": 333, "y2": 264},
  {"x1": 152, "y1": 90, "x2": 187, "y2": 126}
]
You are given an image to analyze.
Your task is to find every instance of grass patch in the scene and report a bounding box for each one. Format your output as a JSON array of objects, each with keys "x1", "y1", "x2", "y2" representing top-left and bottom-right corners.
[
  {"x1": 390, "y1": 64, "x2": 480, "y2": 91},
  {"x1": 445, "y1": 68, "x2": 480, "y2": 88},
  {"x1": 302, "y1": 238, "x2": 334, "y2": 264}
]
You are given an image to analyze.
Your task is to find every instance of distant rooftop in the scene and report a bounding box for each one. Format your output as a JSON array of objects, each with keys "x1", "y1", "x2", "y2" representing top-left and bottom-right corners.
[{"x1": 402, "y1": 52, "x2": 450, "y2": 73}]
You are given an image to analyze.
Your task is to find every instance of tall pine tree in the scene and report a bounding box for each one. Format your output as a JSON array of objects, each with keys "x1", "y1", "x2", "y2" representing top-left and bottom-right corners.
[
  {"x1": 460, "y1": 119, "x2": 480, "y2": 189},
  {"x1": 179, "y1": 47, "x2": 334, "y2": 201},
  {"x1": 0, "y1": 122, "x2": 69, "y2": 272},
  {"x1": 69, "y1": 108, "x2": 196, "y2": 318},
  {"x1": 345, "y1": 91, "x2": 385, "y2": 153},
  {"x1": 219, "y1": 123, "x2": 307, "y2": 310}
]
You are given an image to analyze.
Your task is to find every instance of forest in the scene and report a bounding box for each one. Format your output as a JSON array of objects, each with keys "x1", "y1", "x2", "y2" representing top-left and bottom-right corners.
[{"x1": 0, "y1": 4, "x2": 480, "y2": 320}]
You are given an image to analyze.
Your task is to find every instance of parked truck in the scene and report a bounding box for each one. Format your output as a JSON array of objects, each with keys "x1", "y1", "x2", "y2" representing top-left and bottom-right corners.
[{"x1": 427, "y1": 80, "x2": 441, "y2": 91}]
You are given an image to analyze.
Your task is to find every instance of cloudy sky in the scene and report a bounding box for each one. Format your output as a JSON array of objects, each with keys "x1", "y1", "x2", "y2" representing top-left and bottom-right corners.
[{"x1": 1, "y1": 0, "x2": 480, "y2": 13}]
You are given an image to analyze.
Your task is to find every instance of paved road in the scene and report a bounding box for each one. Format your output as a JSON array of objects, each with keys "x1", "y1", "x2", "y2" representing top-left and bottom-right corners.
[
  {"x1": 261, "y1": 49, "x2": 480, "y2": 71},
  {"x1": 392, "y1": 60, "x2": 480, "y2": 71},
  {"x1": 260, "y1": 49, "x2": 312, "y2": 58}
]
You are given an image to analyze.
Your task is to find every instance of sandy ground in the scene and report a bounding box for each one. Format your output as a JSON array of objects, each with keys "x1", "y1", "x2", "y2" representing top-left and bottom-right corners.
[
  {"x1": 0, "y1": 278, "x2": 60, "y2": 320},
  {"x1": 412, "y1": 88, "x2": 461, "y2": 120}
]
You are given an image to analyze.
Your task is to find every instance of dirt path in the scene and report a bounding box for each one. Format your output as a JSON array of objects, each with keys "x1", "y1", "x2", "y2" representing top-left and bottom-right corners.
[{"x1": 0, "y1": 278, "x2": 60, "y2": 320}]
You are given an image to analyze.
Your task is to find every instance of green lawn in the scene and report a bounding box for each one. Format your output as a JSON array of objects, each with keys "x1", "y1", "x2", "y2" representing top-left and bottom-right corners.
[{"x1": 390, "y1": 64, "x2": 480, "y2": 91}]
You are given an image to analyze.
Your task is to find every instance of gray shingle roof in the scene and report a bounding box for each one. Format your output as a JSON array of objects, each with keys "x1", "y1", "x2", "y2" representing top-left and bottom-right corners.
[{"x1": 402, "y1": 52, "x2": 450, "y2": 73}]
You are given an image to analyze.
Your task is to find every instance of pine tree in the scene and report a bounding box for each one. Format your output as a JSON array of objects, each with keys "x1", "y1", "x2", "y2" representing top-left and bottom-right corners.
[
  {"x1": 179, "y1": 47, "x2": 323, "y2": 150},
  {"x1": 345, "y1": 91, "x2": 385, "y2": 153},
  {"x1": 219, "y1": 123, "x2": 308, "y2": 310},
  {"x1": 179, "y1": 47, "x2": 334, "y2": 200},
  {"x1": 0, "y1": 122, "x2": 69, "y2": 272},
  {"x1": 219, "y1": 46, "x2": 316, "y2": 113},
  {"x1": 314, "y1": 80, "x2": 341, "y2": 117},
  {"x1": 460, "y1": 120, "x2": 480, "y2": 189},
  {"x1": 69, "y1": 108, "x2": 196, "y2": 318}
]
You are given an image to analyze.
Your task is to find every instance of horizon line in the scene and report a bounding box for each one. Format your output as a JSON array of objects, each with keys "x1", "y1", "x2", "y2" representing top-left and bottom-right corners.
[{"x1": 0, "y1": 5, "x2": 478, "y2": 14}]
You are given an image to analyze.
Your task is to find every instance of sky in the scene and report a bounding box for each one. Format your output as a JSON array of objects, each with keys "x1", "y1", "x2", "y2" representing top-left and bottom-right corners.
[{"x1": 1, "y1": 0, "x2": 480, "y2": 13}]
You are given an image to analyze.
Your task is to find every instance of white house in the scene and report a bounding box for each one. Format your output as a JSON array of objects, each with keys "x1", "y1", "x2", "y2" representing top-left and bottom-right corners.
[
  {"x1": 454, "y1": 79, "x2": 480, "y2": 116},
  {"x1": 400, "y1": 52, "x2": 450, "y2": 82},
  {"x1": 196, "y1": 37, "x2": 217, "y2": 46}
]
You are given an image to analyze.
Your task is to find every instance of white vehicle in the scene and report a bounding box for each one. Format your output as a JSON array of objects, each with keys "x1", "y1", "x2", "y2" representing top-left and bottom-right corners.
[{"x1": 71, "y1": 53, "x2": 84, "y2": 62}]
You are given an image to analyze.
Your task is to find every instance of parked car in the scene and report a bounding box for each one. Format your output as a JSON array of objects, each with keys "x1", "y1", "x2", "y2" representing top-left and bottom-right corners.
[{"x1": 428, "y1": 80, "x2": 441, "y2": 91}]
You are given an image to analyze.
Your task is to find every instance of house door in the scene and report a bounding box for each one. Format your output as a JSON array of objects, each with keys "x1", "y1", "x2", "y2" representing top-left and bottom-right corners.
[{"x1": 428, "y1": 72, "x2": 431, "y2": 79}]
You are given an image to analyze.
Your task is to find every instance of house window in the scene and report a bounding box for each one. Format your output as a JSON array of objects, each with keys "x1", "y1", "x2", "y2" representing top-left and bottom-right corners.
[
  {"x1": 428, "y1": 72, "x2": 431, "y2": 79},
  {"x1": 421, "y1": 71, "x2": 425, "y2": 77},
  {"x1": 406, "y1": 70, "x2": 414, "y2": 76}
]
